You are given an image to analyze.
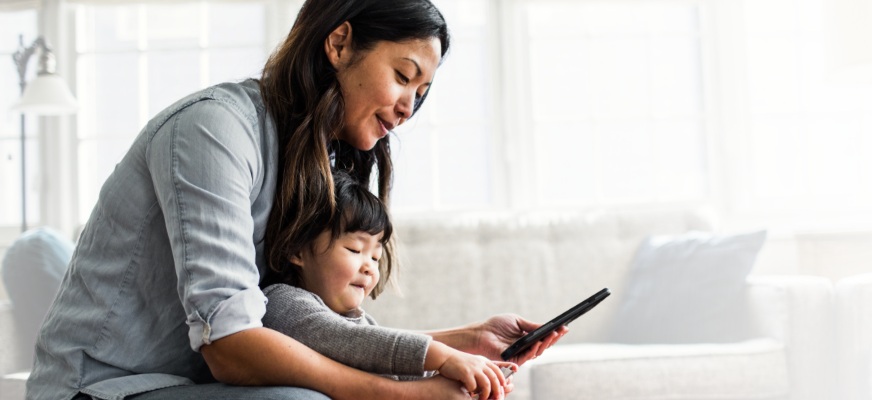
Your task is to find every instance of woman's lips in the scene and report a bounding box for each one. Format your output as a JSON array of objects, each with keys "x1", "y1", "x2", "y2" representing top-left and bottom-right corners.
[{"x1": 377, "y1": 117, "x2": 395, "y2": 137}]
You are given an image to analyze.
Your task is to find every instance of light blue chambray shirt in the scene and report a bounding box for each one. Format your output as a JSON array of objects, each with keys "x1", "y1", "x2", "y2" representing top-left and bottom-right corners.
[{"x1": 26, "y1": 79, "x2": 278, "y2": 400}]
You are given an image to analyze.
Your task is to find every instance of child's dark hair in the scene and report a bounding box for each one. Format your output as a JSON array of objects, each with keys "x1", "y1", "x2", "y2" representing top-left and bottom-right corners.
[{"x1": 263, "y1": 170, "x2": 394, "y2": 298}]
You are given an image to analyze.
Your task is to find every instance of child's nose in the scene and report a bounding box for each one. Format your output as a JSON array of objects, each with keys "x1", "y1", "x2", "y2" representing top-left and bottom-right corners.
[{"x1": 361, "y1": 260, "x2": 375, "y2": 275}]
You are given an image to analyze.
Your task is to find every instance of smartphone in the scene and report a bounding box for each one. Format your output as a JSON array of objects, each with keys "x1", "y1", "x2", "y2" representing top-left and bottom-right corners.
[{"x1": 500, "y1": 288, "x2": 610, "y2": 361}]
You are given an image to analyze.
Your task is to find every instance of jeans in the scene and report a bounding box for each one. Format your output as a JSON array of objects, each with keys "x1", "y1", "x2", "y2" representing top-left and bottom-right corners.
[{"x1": 121, "y1": 384, "x2": 330, "y2": 400}]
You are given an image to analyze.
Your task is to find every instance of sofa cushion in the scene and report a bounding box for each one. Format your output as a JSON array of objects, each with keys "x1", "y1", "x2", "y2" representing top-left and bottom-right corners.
[
  {"x1": 522, "y1": 339, "x2": 788, "y2": 400},
  {"x1": 609, "y1": 230, "x2": 767, "y2": 343}
]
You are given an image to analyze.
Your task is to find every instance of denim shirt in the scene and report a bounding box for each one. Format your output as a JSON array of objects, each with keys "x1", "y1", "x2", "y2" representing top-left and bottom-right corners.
[{"x1": 26, "y1": 79, "x2": 278, "y2": 400}]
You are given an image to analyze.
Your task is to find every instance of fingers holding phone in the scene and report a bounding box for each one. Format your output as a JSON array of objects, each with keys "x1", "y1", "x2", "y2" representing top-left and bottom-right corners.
[{"x1": 500, "y1": 288, "x2": 610, "y2": 362}]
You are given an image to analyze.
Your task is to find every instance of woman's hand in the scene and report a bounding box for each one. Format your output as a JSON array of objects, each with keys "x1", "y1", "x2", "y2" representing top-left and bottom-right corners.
[{"x1": 472, "y1": 314, "x2": 568, "y2": 365}]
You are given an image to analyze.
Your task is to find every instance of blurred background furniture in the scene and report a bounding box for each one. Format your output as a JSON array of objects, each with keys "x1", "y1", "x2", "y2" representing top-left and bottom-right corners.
[
  {"x1": 837, "y1": 273, "x2": 872, "y2": 400},
  {"x1": 0, "y1": 228, "x2": 73, "y2": 400},
  {"x1": 365, "y1": 208, "x2": 836, "y2": 400}
]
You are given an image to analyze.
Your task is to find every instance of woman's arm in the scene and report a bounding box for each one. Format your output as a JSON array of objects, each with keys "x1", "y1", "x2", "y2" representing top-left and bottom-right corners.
[
  {"x1": 201, "y1": 327, "x2": 473, "y2": 400},
  {"x1": 426, "y1": 314, "x2": 568, "y2": 365}
]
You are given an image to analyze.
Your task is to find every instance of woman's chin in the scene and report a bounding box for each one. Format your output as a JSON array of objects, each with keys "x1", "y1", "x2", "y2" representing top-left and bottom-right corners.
[{"x1": 338, "y1": 130, "x2": 386, "y2": 151}]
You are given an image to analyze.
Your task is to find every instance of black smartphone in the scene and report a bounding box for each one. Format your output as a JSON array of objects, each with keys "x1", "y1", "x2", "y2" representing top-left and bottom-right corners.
[{"x1": 500, "y1": 288, "x2": 610, "y2": 361}]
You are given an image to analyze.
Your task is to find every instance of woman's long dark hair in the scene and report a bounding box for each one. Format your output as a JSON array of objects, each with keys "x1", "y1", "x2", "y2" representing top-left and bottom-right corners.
[{"x1": 260, "y1": 0, "x2": 449, "y2": 298}]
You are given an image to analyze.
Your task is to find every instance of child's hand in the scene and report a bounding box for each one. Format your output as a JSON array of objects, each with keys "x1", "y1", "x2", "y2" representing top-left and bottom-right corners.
[{"x1": 438, "y1": 350, "x2": 516, "y2": 400}]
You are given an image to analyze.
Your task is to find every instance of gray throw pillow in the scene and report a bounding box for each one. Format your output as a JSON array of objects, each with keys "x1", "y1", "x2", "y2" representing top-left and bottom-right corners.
[{"x1": 609, "y1": 230, "x2": 767, "y2": 344}]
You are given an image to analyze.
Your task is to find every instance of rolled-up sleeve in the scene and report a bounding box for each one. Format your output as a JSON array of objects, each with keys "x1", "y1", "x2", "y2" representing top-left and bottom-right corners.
[{"x1": 147, "y1": 98, "x2": 267, "y2": 351}]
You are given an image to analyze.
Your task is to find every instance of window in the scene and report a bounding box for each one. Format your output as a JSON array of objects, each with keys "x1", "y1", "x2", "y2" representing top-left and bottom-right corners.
[
  {"x1": 391, "y1": 0, "x2": 496, "y2": 212},
  {"x1": 733, "y1": 0, "x2": 872, "y2": 223},
  {"x1": 20, "y1": 0, "x2": 872, "y2": 235},
  {"x1": 0, "y1": 9, "x2": 39, "y2": 229},
  {"x1": 74, "y1": 1, "x2": 273, "y2": 224},
  {"x1": 520, "y1": 1, "x2": 709, "y2": 207},
  {"x1": 390, "y1": 0, "x2": 711, "y2": 213}
]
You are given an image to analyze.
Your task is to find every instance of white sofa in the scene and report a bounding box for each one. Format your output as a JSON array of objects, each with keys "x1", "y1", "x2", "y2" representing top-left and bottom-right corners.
[
  {"x1": 1, "y1": 208, "x2": 837, "y2": 400},
  {"x1": 364, "y1": 208, "x2": 836, "y2": 400},
  {"x1": 0, "y1": 301, "x2": 29, "y2": 400},
  {"x1": 837, "y1": 273, "x2": 872, "y2": 400}
]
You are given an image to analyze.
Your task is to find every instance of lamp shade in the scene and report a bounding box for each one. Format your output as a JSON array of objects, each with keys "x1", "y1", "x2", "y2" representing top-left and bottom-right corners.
[
  {"x1": 824, "y1": 0, "x2": 872, "y2": 84},
  {"x1": 12, "y1": 73, "x2": 78, "y2": 115}
]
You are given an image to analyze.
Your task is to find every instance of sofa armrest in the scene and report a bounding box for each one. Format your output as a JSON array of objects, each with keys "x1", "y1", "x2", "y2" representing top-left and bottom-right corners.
[
  {"x1": 836, "y1": 273, "x2": 872, "y2": 400},
  {"x1": 0, "y1": 371, "x2": 29, "y2": 400},
  {"x1": 747, "y1": 275, "x2": 835, "y2": 400}
]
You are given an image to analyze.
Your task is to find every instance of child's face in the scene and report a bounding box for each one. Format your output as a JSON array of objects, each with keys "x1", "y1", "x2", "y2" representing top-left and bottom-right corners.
[{"x1": 293, "y1": 230, "x2": 383, "y2": 314}]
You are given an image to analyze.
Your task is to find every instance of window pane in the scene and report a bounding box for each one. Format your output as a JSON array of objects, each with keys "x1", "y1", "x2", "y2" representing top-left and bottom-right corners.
[
  {"x1": 0, "y1": 11, "x2": 38, "y2": 52},
  {"x1": 535, "y1": 123, "x2": 598, "y2": 206},
  {"x1": 0, "y1": 138, "x2": 21, "y2": 226},
  {"x1": 427, "y1": 37, "x2": 489, "y2": 123},
  {"x1": 146, "y1": 3, "x2": 200, "y2": 50},
  {"x1": 805, "y1": 117, "x2": 863, "y2": 195},
  {"x1": 589, "y1": 37, "x2": 650, "y2": 119},
  {"x1": 0, "y1": 135, "x2": 40, "y2": 227},
  {"x1": 649, "y1": 37, "x2": 703, "y2": 117},
  {"x1": 148, "y1": 50, "x2": 201, "y2": 116},
  {"x1": 390, "y1": 125, "x2": 435, "y2": 210},
  {"x1": 746, "y1": 36, "x2": 801, "y2": 114},
  {"x1": 529, "y1": 38, "x2": 591, "y2": 121},
  {"x1": 649, "y1": 120, "x2": 707, "y2": 200},
  {"x1": 391, "y1": 0, "x2": 494, "y2": 212},
  {"x1": 526, "y1": 1, "x2": 706, "y2": 207},
  {"x1": 77, "y1": 139, "x2": 133, "y2": 221},
  {"x1": 209, "y1": 48, "x2": 267, "y2": 85},
  {"x1": 77, "y1": 53, "x2": 141, "y2": 138},
  {"x1": 436, "y1": 125, "x2": 491, "y2": 208},
  {"x1": 598, "y1": 121, "x2": 656, "y2": 201},
  {"x1": 742, "y1": 0, "x2": 872, "y2": 211},
  {"x1": 77, "y1": 5, "x2": 140, "y2": 53},
  {"x1": 750, "y1": 117, "x2": 805, "y2": 198},
  {"x1": 208, "y1": 2, "x2": 265, "y2": 47}
]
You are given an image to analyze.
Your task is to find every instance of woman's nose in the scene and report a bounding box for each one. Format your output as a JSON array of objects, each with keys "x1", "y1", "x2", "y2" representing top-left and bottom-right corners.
[{"x1": 395, "y1": 89, "x2": 414, "y2": 122}]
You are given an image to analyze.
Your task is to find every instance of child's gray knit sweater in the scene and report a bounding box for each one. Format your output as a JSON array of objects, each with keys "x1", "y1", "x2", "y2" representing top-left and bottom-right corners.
[{"x1": 262, "y1": 284, "x2": 433, "y2": 380}]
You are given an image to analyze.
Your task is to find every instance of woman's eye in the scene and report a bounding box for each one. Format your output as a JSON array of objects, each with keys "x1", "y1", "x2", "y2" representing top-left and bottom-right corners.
[{"x1": 396, "y1": 71, "x2": 410, "y2": 84}]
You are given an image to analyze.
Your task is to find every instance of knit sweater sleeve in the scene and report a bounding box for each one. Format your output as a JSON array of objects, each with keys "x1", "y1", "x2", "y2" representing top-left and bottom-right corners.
[{"x1": 262, "y1": 284, "x2": 431, "y2": 376}]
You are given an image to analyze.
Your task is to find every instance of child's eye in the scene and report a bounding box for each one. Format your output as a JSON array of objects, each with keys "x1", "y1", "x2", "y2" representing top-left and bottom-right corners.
[
  {"x1": 345, "y1": 247, "x2": 361, "y2": 254},
  {"x1": 371, "y1": 257, "x2": 379, "y2": 262}
]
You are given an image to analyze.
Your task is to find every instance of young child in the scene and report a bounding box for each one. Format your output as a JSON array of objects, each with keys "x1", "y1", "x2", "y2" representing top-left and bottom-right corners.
[{"x1": 261, "y1": 171, "x2": 516, "y2": 400}]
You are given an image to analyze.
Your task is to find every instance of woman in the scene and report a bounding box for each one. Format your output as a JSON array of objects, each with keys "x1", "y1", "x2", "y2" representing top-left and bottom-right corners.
[{"x1": 27, "y1": 1, "x2": 565, "y2": 399}]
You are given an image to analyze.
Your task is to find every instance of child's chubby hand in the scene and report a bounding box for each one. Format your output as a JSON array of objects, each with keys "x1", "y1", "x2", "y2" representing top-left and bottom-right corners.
[{"x1": 437, "y1": 350, "x2": 517, "y2": 400}]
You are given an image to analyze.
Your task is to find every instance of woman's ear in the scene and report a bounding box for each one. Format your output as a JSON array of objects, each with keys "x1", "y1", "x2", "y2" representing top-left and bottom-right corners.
[{"x1": 325, "y1": 21, "x2": 353, "y2": 69}]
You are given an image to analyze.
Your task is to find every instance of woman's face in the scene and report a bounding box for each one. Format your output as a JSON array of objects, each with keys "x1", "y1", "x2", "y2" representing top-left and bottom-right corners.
[{"x1": 327, "y1": 25, "x2": 442, "y2": 150}]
